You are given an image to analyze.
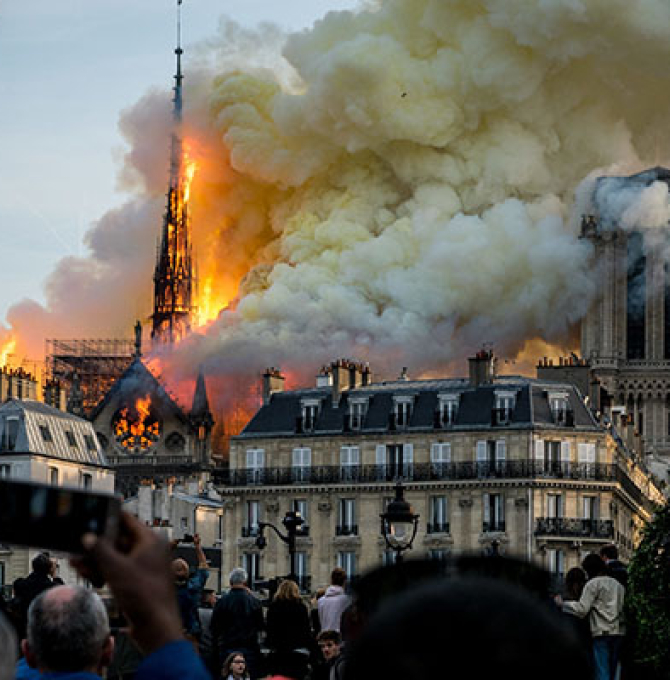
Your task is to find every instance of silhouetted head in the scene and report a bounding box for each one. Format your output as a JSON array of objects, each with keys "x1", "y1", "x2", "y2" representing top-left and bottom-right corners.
[
  {"x1": 345, "y1": 577, "x2": 590, "y2": 680},
  {"x1": 582, "y1": 553, "x2": 607, "y2": 579}
]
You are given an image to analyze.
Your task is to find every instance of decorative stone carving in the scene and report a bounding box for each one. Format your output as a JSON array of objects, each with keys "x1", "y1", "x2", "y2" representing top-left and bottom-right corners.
[
  {"x1": 318, "y1": 496, "x2": 332, "y2": 513},
  {"x1": 459, "y1": 496, "x2": 473, "y2": 508},
  {"x1": 265, "y1": 497, "x2": 279, "y2": 514},
  {"x1": 515, "y1": 497, "x2": 528, "y2": 508}
]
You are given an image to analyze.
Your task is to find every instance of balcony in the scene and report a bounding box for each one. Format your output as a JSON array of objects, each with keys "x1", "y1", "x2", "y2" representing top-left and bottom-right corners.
[
  {"x1": 241, "y1": 526, "x2": 260, "y2": 538},
  {"x1": 214, "y1": 460, "x2": 619, "y2": 488},
  {"x1": 427, "y1": 522, "x2": 450, "y2": 534},
  {"x1": 535, "y1": 517, "x2": 614, "y2": 540},
  {"x1": 482, "y1": 520, "x2": 506, "y2": 533},
  {"x1": 335, "y1": 524, "x2": 358, "y2": 536}
]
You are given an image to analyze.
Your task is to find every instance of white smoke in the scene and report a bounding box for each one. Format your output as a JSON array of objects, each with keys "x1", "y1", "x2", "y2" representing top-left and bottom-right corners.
[{"x1": 8, "y1": 0, "x2": 670, "y2": 384}]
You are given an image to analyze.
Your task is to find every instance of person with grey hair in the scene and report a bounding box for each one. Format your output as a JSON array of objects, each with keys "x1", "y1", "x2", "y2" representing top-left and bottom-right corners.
[
  {"x1": 211, "y1": 567, "x2": 264, "y2": 679},
  {"x1": 22, "y1": 585, "x2": 114, "y2": 677},
  {"x1": 0, "y1": 611, "x2": 17, "y2": 680}
]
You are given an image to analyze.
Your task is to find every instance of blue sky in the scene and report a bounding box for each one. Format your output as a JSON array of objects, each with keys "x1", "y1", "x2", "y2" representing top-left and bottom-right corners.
[{"x1": 0, "y1": 0, "x2": 360, "y2": 322}]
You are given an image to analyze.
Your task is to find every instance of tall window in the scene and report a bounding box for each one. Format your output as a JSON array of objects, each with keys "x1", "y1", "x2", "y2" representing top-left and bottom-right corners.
[
  {"x1": 349, "y1": 401, "x2": 367, "y2": 430},
  {"x1": 494, "y1": 392, "x2": 516, "y2": 424},
  {"x1": 292, "y1": 447, "x2": 312, "y2": 482},
  {"x1": 246, "y1": 448, "x2": 265, "y2": 484},
  {"x1": 83, "y1": 434, "x2": 97, "y2": 452},
  {"x1": 301, "y1": 401, "x2": 319, "y2": 432},
  {"x1": 338, "y1": 499, "x2": 357, "y2": 536},
  {"x1": 483, "y1": 493, "x2": 505, "y2": 533},
  {"x1": 65, "y1": 431, "x2": 77, "y2": 447},
  {"x1": 242, "y1": 553, "x2": 261, "y2": 590},
  {"x1": 293, "y1": 551, "x2": 309, "y2": 591},
  {"x1": 428, "y1": 549, "x2": 448, "y2": 562},
  {"x1": 382, "y1": 550, "x2": 396, "y2": 567},
  {"x1": 438, "y1": 396, "x2": 459, "y2": 427},
  {"x1": 392, "y1": 398, "x2": 413, "y2": 429},
  {"x1": 245, "y1": 500, "x2": 261, "y2": 537},
  {"x1": 546, "y1": 494, "x2": 564, "y2": 519},
  {"x1": 1, "y1": 417, "x2": 18, "y2": 451},
  {"x1": 475, "y1": 440, "x2": 506, "y2": 473},
  {"x1": 548, "y1": 548, "x2": 565, "y2": 580},
  {"x1": 40, "y1": 425, "x2": 53, "y2": 443},
  {"x1": 582, "y1": 496, "x2": 598, "y2": 521},
  {"x1": 428, "y1": 496, "x2": 449, "y2": 534},
  {"x1": 80, "y1": 472, "x2": 92, "y2": 490},
  {"x1": 627, "y1": 231, "x2": 646, "y2": 360},
  {"x1": 337, "y1": 551, "x2": 357, "y2": 580},
  {"x1": 549, "y1": 394, "x2": 570, "y2": 425},
  {"x1": 377, "y1": 444, "x2": 413, "y2": 480},
  {"x1": 340, "y1": 446, "x2": 360, "y2": 481},
  {"x1": 430, "y1": 442, "x2": 451, "y2": 476},
  {"x1": 0, "y1": 465, "x2": 10, "y2": 479}
]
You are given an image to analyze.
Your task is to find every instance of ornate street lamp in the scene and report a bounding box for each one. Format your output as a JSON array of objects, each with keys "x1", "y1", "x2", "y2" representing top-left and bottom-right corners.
[
  {"x1": 380, "y1": 481, "x2": 419, "y2": 563},
  {"x1": 255, "y1": 510, "x2": 305, "y2": 583}
]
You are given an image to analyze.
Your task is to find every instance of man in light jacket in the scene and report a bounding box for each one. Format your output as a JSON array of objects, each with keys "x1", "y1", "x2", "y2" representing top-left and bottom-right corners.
[
  {"x1": 560, "y1": 553, "x2": 625, "y2": 680},
  {"x1": 318, "y1": 568, "x2": 350, "y2": 633}
]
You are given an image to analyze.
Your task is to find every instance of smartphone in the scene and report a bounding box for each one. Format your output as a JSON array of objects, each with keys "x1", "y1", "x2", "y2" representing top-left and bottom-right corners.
[{"x1": 0, "y1": 478, "x2": 121, "y2": 554}]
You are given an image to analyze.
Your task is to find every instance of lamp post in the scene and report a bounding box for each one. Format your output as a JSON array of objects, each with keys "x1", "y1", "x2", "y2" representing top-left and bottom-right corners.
[
  {"x1": 380, "y1": 481, "x2": 419, "y2": 563},
  {"x1": 255, "y1": 510, "x2": 305, "y2": 584}
]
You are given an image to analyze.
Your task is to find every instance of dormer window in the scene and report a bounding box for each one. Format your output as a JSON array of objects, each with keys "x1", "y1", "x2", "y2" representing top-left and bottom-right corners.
[
  {"x1": 300, "y1": 399, "x2": 321, "y2": 433},
  {"x1": 392, "y1": 396, "x2": 413, "y2": 429},
  {"x1": 437, "y1": 394, "x2": 459, "y2": 427},
  {"x1": 349, "y1": 399, "x2": 368, "y2": 431},
  {"x1": 493, "y1": 391, "x2": 516, "y2": 425},
  {"x1": 548, "y1": 392, "x2": 571, "y2": 426}
]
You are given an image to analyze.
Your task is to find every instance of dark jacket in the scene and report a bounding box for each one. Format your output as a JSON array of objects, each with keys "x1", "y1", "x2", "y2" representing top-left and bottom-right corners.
[
  {"x1": 211, "y1": 587, "x2": 264, "y2": 653},
  {"x1": 605, "y1": 559, "x2": 628, "y2": 589},
  {"x1": 176, "y1": 567, "x2": 209, "y2": 636},
  {"x1": 266, "y1": 598, "x2": 312, "y2": 652}
]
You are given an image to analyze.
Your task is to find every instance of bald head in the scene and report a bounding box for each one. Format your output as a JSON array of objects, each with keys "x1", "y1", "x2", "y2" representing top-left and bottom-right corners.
[{"x1": 25, "y1": 585, "x2": 112, "y2": 673}]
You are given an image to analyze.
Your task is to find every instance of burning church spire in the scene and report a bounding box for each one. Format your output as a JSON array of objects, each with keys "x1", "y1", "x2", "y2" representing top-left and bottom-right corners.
[{"x1": 151, "y1": 0, "x2": 197, "y2": 347}]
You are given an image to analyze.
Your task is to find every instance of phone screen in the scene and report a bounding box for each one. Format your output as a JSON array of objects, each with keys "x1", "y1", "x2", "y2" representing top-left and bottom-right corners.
[{"x1": 0, "y1": 479, "x2": 121, "y2": 554}]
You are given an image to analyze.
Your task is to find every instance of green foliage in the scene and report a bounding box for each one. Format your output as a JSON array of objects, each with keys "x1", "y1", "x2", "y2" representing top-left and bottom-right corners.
[{"x1": 627, "y1": 502, "x2": 670, "y2": 677}]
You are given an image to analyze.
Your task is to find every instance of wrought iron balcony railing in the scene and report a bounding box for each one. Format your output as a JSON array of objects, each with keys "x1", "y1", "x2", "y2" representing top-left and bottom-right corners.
[
  {"x1": 214, "y1": 460, "x2": 618, "y2": 487},
  {"x1": 535, "y1": 517, "x2": 614, "y2": 539},
  {"x1": 335, "y1": 524, "x2": 359, "y2": 537},
  {"x1": 426, "y1": 522, "x2": 450, "y2": 534}
]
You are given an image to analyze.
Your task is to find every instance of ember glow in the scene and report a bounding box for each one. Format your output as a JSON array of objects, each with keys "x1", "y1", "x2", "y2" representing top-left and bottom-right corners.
[
  {"x1": 0, "y1": 336, "x2": 16, "y2": 368},
  {"x1": 112, "y1": 394, "x2": 162, "y2": 452}
]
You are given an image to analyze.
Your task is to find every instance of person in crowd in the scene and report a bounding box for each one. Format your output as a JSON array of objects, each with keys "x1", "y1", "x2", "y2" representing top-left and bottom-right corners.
[
  {"x1": 313, "y1": 630, "x2": 344, "y2": 680},
  {"x1": 49, "y1": 558, "x2": 64, "y2": 586},
  {"x1": 11, "y1": 552, "x2": 58, "y2": 640},
  {"x1": 197, "y1": 589, "x2": 217, "y2": 670},
  {"x1": 221, "y1": 652, "x2": 250, "y2": 680},
  {"x1": 21, "y1": 585, "x2": 114, "y2": 677},
  {"x1": 173, "y1": 534, "x2": 209, "y2": 642},
  {"x1": 73, "y1": 511, "x2": 210, "y2": 680},
  {"x1": 0, "y1": 612, "x2": 17, "y2": 680},
  {"x1": 265, "y1": 579, "x2": 312, "y2": 680},
  {"x1": 562, "y1": 567, "x2": 592, "y2": 664},
  {"x1": 317, "y1": 569, "x2": 350, "y2": 633},
  {"x1": 560, "y1": 553, "x2": 625, "y2": 680},
  {"x1": 345, "y1": 575, "x2": 591, "y2": 680},
  {"x1": 310, "y1": 588, "x2": 326, "y2": 636},
  {"x1": 600, "y1": 544, "x2": 628, "y2": 588},
  {"x1": 106, "y1": 601, "x2": 145, "y2": 680},
  {"x1": 211, "y1": 568, "x2": 264, "y2": 679}
]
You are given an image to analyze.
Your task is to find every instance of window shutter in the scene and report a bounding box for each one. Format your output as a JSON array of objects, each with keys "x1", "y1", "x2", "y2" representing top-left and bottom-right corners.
[
  {"x1": 560, "y1": 441, "x2": 570, "y2": 463},
  {"x1": 483, "y1": 493, "x2": 490, "y2": 523},
  {"x1": 351, "y1": 446, "x2": 360, "y2": 464},
  {"x1": 495, "y1": 440, "x2": 506, "y2": 462},
  {"x1": 431, "y1": 443, "x2": 439, "y2": 463},
  {"x1": 292, "y1": 448, "x2": 301, "y2": 467},
  {"x1": 376, "y1": 445, "x2": 386, "y2": 466},
  {"x1": 476, "y1": 441, "x2": 487, "y2": 462},
  {"x1": 444, "y1": 442, "x2": 452, "y2": 463},
  {"x1": 586, "y1": 443, "x2": 596, "y2": 463},
  {"x1": 534, "y1": 439, "x2": 544, "y2": 460},
  {"x1": 403, "y1": 443, "x2": 414, "y2": 477},
  {"x1": 498, "y1": 494, "x2": 505, "y2": 522}
]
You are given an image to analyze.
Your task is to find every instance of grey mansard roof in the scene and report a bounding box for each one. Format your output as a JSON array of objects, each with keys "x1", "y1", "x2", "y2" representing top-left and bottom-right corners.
[{"x1": 237, "y1": 376, "x2": 599, "y2": 439}]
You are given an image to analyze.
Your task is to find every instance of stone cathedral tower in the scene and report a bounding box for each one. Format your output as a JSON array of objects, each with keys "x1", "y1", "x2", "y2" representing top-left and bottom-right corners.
[
  {"x1": 580, "y1": 166, "x2": 670, "y2": 472},
  {"x1": 151, "y1": 1, "x2": 197, "y2": 347}
]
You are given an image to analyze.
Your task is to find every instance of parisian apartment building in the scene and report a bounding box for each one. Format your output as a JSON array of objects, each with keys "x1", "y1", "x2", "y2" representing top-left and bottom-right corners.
[{"x1": 217, "y1": 354, "x2": 664, "y2": 592}]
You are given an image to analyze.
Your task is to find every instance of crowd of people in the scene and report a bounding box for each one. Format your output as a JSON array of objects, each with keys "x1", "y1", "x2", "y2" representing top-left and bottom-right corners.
[{"x1": 0, "y1": 516, "x2": 635, "y2": 680}]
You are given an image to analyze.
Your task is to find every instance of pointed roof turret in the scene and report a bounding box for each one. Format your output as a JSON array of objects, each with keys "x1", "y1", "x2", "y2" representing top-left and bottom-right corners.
[{"x1": 191, "y1": 367, "x2": 212, "y2": 419}]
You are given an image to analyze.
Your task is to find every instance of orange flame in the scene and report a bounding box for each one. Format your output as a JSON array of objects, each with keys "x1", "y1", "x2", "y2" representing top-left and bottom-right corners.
[
  {"x1": 113, "y1": 394, "x2": 161, "y2": 451},
  {"x1": 0, "y1": 336, "x2": 16, "y2": 368}
]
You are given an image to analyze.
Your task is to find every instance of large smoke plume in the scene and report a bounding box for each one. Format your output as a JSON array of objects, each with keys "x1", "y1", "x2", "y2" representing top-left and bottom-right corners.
[{"x1": 6, "y1": 0, "x2": 670, "y2": 392}]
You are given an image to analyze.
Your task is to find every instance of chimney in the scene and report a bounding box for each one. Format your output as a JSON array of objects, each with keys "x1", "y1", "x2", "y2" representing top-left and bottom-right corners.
[
  {"x1": 262, "y1": 368, "x2": 285, "y2": 405},
  {"x1": 362, "y1": 363, "x2": 373, "y2": 386},
  {"x1": 468, "y1": 349, "x2": 495, "y2": 387},
  {"x1": 331, "y1": 359, "x2": 350, "y2": 403},
  {"x1": 316, "y1": 366, "x2": 332, "y2": 387},
  {"x1": 398, "y1": 367, "x2": 409, "y2": 381}
]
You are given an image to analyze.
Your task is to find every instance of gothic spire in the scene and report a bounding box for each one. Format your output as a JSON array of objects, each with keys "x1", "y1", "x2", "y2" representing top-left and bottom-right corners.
[{"x1": 151, "y1": 0, "x2": 197, "y2": 347}]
